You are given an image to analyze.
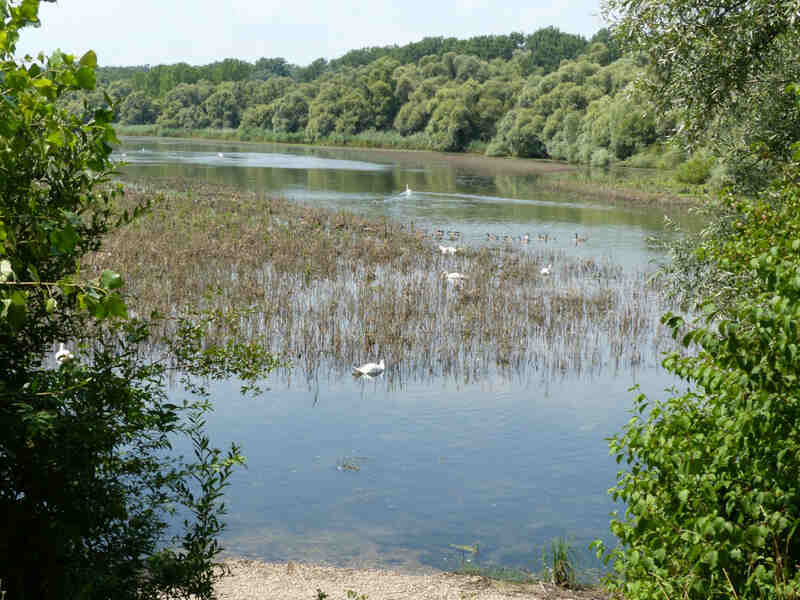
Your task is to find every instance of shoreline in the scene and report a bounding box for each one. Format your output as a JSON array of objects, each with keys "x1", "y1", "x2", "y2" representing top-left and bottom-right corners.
[{"x1": 214, "y1": 558, "x2": 610, "y2": 600}]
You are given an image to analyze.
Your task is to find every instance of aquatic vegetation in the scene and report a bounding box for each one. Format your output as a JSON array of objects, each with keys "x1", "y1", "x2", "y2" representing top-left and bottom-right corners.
[
  {"x1": 449, "y1": 543, "x2": 480, "y2": 564},
  {"x1": 542, "y1": 537, "x2": 577, "y2": 588},
  {"x1": 87, "y1": 176, "x2": 681, "y2": 384}
]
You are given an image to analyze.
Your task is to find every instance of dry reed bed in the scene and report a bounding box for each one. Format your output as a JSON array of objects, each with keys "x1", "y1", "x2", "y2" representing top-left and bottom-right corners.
[{"x1": 87, "y1": 177, "x2": 678, "y2": 383}]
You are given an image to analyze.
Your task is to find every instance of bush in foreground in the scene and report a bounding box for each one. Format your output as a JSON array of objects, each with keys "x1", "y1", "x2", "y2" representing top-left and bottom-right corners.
[
  {"x1": 595, "y1": 159, "x2": 800, "y2": 598},
  {"x1": 0, "y1": 3, "x2": 279, "y2": 598}
]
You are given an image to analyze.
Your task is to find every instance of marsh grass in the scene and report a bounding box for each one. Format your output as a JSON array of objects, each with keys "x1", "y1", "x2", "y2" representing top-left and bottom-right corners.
[
  {"x1": 86, "y1": 176, "x2": 680, "y2": 384},
  {"x1": 542, "y1": 537, "x2": 577, "y2": 588}
]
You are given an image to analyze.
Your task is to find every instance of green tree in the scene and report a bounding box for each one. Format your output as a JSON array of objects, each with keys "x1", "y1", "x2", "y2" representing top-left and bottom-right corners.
[
  {"x1": 239, "y1": 103, "x2": 276, "y2": 131},
  {"x1": 524, "y1": 26, "x2": 588, "y2": 72},
  {"x1": 595, "y1": 166, "x2": 800, "y2": 599},
  {"x1": 118, "y1": 89, "x2": 159, "y2": 125},
  {"x1": 156, "y1": 81, "x2": 213, "y2": 128},
  {"x1": 487, "y1": 108, "x2": 547, "y2": 158},
  {"x1": 204, "y1": 86, "x2": 240, "y2": 128},
  {"x1": 251, "y1": 56, "x2": 291, "y2": 80},
  {"x1": 0, "y1": 3, "x2": 279, "y2": 598},
  {"x1": 272, "y1": 88, "x2": 312, "y2": 133},
  {"x1": 602, "y1": 0, "x2": 800, "y2": 184}
]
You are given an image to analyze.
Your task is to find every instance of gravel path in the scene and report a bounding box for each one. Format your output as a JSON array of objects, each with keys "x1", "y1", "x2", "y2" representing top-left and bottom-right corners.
[{"x1": 215, "y1": 559, "x2": 610, "y2": 600}]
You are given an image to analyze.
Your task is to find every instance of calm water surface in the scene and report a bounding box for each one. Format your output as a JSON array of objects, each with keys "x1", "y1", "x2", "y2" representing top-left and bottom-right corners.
[{"x1": 118, "y1": 137, "x2": 693, "y2": 574}]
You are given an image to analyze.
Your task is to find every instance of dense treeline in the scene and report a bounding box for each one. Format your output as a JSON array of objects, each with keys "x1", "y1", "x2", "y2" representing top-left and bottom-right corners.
[{"x1": 77, "y1": 26, "x2": 696, "y2": 176}]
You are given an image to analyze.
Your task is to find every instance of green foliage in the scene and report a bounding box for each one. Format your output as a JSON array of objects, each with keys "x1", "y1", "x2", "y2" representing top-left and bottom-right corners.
[
  {"x1": 595, "y1": 171, "x2": 800, "y2": 598},
  {"x1": 675, "y1": 151, "x2": 715, "y2": 185},
  {"x1": 118, "y1": 89, "x2": 158, "y2": 125},
  {"x1": 524, "y1": 26, "x2": 589, "y2": 72},
  {"x1": 271, "y1": 88, "x2": 311, "y2": 133},
  {"x1": 603, "y1": 0, "x2": 800, "y2": 187},
  {"x1": 64, "y1": 25, "x2": 680, "y2": 167},
  {"x1": 0, "y1": 3, "x2": 279, "y2": 598}
]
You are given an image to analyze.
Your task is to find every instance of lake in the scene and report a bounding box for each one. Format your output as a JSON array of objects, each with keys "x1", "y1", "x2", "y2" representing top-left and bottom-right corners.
[{"x1": 117, "y1": 137, "x2": 693, "y2": 576}]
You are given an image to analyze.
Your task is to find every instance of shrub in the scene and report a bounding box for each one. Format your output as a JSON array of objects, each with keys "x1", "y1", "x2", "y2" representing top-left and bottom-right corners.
[
  {"x1": 595, "y1": 169, "x2": 800, "y2": 599},
  {"x1": 675, "y1": 151, "x2": 715, "y2": 184},
  {"x1": 0, "y1": 5, "x2": 279, "y2": 599},
  {"x1": 590, "y1": 147, "x2": 612, "y2": 167}
]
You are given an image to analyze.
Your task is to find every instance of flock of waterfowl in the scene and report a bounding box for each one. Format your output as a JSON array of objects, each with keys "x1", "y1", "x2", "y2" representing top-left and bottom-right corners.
[{"x1": 352, "y1": 185, "x2": 595, "y2": 379}]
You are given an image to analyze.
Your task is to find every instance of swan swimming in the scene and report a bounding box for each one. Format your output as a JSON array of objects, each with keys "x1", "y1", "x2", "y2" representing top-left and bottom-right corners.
[
  {"x1": 443, "y1": 271, "x2": 467, "y2": 281},
  {"x1": 405, "y1": 184, "x2": 412, "y2": 196},
  {"x1": 55, "y1": 343, "x2": 74, "y2": 364},
  {"x1": 353, "y1": 359, "x2": 385, "y2": 376},
  {"x1": 438, "y1": 245, "x2": 458, "y2": 255},
  {"x1": 540, "y1": 263, "x2": 552, "y2": 276}
]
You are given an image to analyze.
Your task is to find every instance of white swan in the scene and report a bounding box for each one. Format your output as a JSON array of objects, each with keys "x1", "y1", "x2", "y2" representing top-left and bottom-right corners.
[
  {"x1": 353, "y1": 359, "x2": 385, "y2": 376},
  {"x1": 438, "y1": 245, "x2": 458, "y2": 255},
  {"x1": 217, "y1": 152, "x2": 224, "y2": 158},
  {"x1": 443, "y1": 271, "x2": 467, "y2": 281},
  {"x1": 405, "y1": 184, "x2": 412, "y2": 196},
  {"x1": 55, "y1": 343, "x2": 74, "y2": 364},
  {"x1": 540, "y1": 263, "x2": 552, "y2": 276}
]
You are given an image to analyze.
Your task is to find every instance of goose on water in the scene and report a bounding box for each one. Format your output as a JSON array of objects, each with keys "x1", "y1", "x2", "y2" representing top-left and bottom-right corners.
[
  {"x1": 540, "y1": 263, "x2": 552, "y2": 276},
  {"x1": 55, "y1": 343, "x2": 74, "y2": 364},
  {"x1": 574, "y1": 232, "x2": 587, "y2": 244},
  {"x1": 443, "y1": 271, "x2": 467, "y2": 281},
  {"x1": 353, "y1": 359, "x2": 385, "y2": 376}
]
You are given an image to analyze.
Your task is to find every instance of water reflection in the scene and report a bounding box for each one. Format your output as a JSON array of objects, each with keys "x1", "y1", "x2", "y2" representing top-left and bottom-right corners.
[
  {"x1": 119, "y1": 136, "x2": 691, "y2": 576},
  {"x1": 117, "y1": 137, "x2": 693, "y2": 270}
]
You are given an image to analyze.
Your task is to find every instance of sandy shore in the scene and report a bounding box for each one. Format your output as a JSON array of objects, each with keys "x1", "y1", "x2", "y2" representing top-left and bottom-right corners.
[{"x1": 215, "y1": 559, "x2": 609, "y2": 600}]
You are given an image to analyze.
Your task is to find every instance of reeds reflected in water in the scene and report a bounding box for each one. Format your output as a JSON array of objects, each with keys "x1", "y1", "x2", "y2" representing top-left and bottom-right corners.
[{"x1": 87, "y1": 176, "x2": 679, "y2": 385}]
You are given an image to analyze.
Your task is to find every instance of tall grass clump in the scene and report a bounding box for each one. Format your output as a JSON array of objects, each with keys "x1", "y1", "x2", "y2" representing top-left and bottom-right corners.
[{"x1": 542, "y1": 538, "x2": 577, "y2": 588}]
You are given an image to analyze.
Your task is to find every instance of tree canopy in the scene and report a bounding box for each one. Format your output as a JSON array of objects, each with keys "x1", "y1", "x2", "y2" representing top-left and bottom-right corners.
[{"x1": 603, "y1": 0, "x2": 800, "y2": 185}]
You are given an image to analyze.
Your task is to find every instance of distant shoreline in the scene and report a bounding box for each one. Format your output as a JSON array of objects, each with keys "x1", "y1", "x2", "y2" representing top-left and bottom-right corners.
[{"x1": 117, "y1": 131, "x2": 701, "y2": 207}]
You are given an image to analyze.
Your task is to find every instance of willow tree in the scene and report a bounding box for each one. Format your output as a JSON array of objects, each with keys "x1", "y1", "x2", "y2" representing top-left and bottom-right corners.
[{"x1": 603, "y1": 0, "x2": 800, "y2": 186}]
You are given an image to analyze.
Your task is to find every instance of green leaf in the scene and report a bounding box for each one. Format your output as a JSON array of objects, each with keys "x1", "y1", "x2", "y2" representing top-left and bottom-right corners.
[
  {"x1": 100, "y1": 269, "x2": 123, "y2": 290},
  {"x1": 50, "y1": 224, "x2": 79, "y2": 254},
  {"x1": 46, "y1": 129, "x2": 65, "y2": 147},
  {"x1": 75, "y1": 65, "x2": 95, "y2": 90},
  {"x1": 31, "y1": 77, "x2": 52, "y2": 90},
  {"x1": 104, "y1": 293, "x2": 128, "y2": 319},
  {"x1": 79, "y1": 50, "x2": 97, "y2": 69}
]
